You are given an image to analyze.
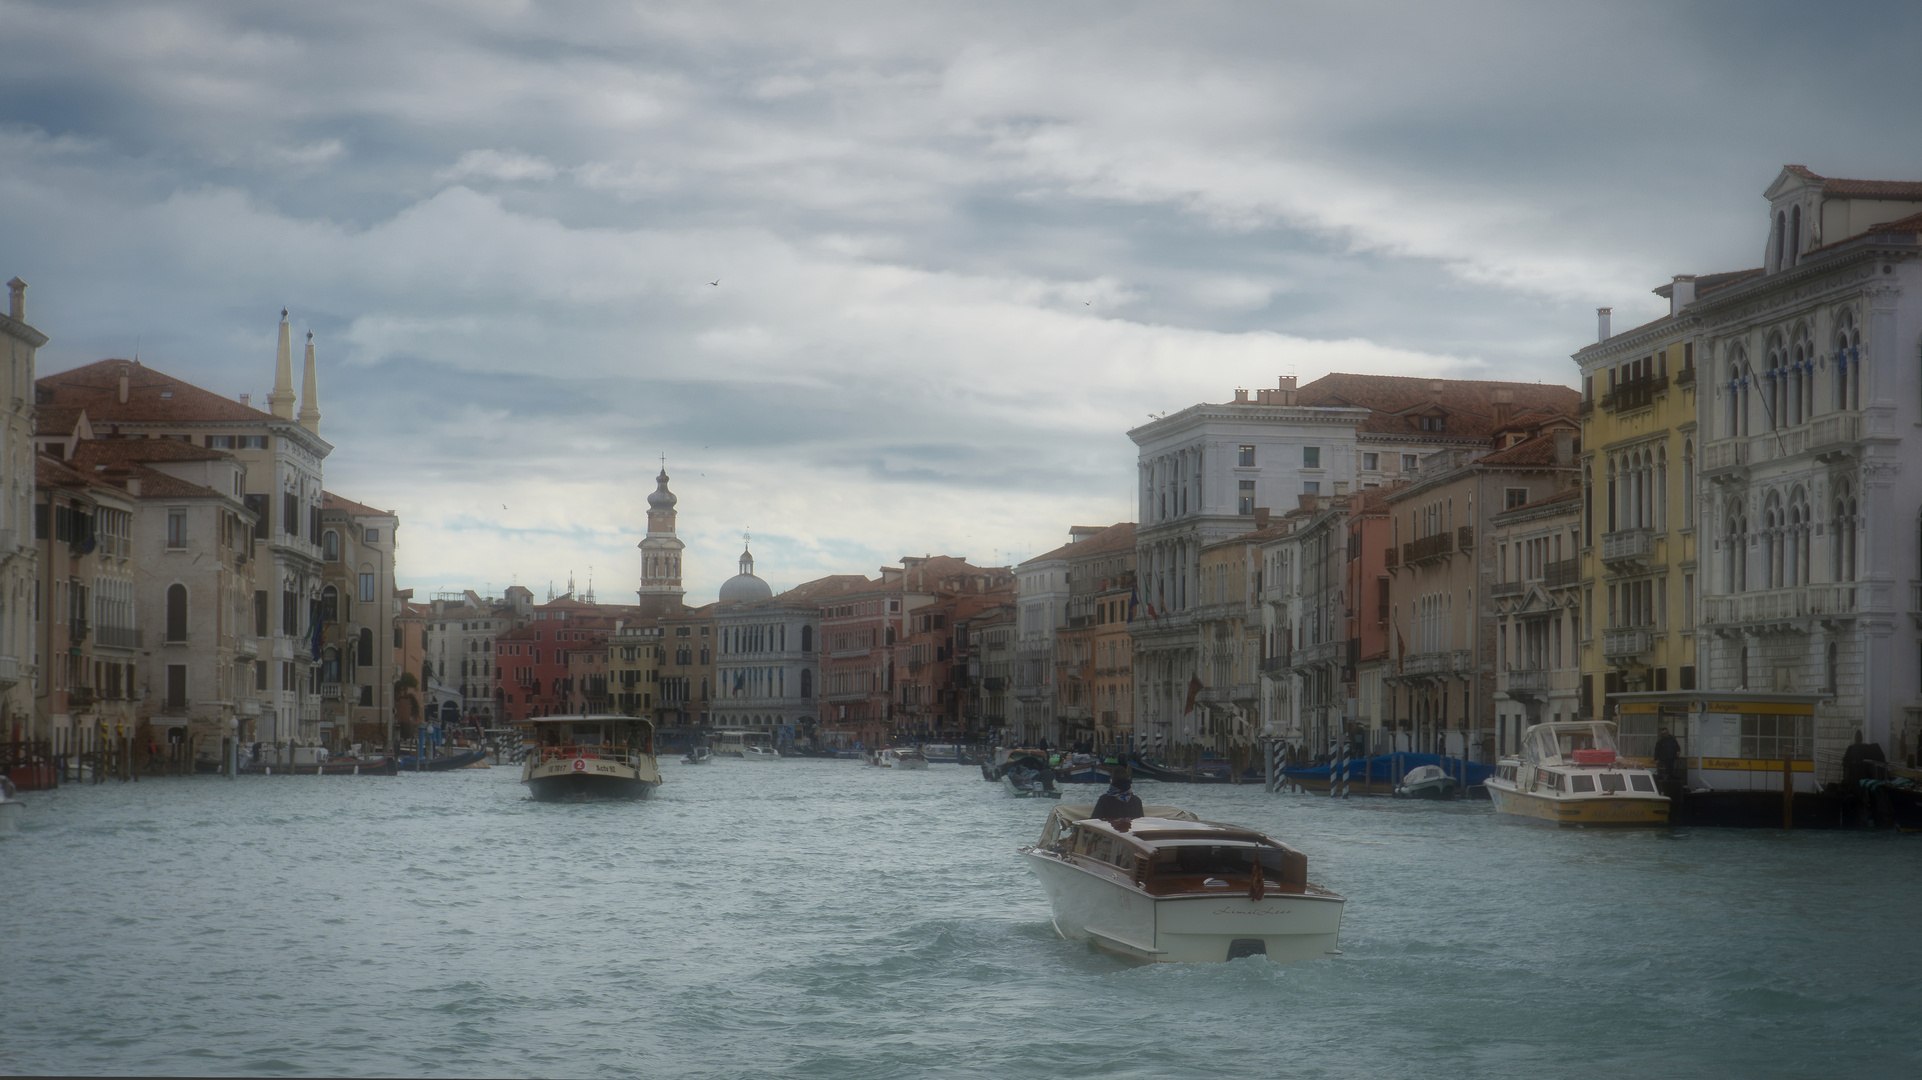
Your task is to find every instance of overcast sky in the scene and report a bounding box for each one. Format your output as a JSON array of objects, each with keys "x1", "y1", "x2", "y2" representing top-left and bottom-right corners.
[{"x1": 3, "y1": 0, "x2": 1918, "y2": 601}]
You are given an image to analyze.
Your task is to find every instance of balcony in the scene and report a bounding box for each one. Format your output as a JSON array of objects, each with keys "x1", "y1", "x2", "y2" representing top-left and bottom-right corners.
[
  {"x1": 1490, "y1": 580, "x2": 1524, "y2": 599},
  {"x1": 321, "y1": 683, "x2": 343, "y2": 700},
  {"x1": 1702, "y1": 438, "x2": 1749, "y2": 475},
  {"x1": 1600, "y1": 528, "x2": 1653, "y2": 568},
  {"x1": 69, "y1": 687, "x2": 98, "y2": 710},
  {"x1": 1504, "y1": 668, "x2": 1551, "y2": 696},
  {"x1": 1382, "y1": 547, "x2": 1398, "y2": 568},
  {"x1": 1291, "y1": 639, "x2": 1342, "y2": 670},
  {"x1": 1402, "y1": 649, "x2": 1471, "y2": 677},
  {"x1": 1599, "y1": 374, "x2": 1668, "y2": 413},
  {"x1": 1544, "y1": 558, "x2": 1582, "y2": 588},
  {"x1": 70, "y1": 618, "x2": 91, "y2": 643},
  {"x1": 1402, "y1": 531, "x2": 1454, "y2": 566},
  {"x1": 96, "y1": 625, "x2": 141, "y2": 649},
  {"x1": 1259, "y1": 654, "x2": 1291, "y2": 673},
  {"x1": 1702, "y1": 584, "x2": 1858, "y2": 627},
  {"x1": 236, "y1": 698, "x2": 262, "y2": 718},
  {"x1": 1458, "y1": 525, "x2": 1475, "y2": 550},
  {"x1": 1602, "y1": 628, "x2": 1651, "y2": 660},
  {"x1": 1674, "y1": 366, "x2": 1696, "y2": 387}
]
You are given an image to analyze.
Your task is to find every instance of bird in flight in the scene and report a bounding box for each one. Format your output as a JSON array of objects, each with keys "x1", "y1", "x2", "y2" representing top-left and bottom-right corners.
[
  {"x1": 502, "y1": 504, "x2": 508, "y2": 510},
  {"x1": 708, "y1": 279, "x2": 720, "y2": 286}
]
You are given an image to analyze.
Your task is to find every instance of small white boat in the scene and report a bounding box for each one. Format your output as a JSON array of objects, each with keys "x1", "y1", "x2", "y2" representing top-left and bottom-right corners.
[
  {"x1": 682, "y1": 746, "x2": 714, "y2": 765},
  {"x1": 1021, "y1": 804, "x2": 1345, "y2": 963},
  {"x1": 711, "y1": 730, "x2": 778, "y2": 759},
  {"x1": 0, "y1": 776, "x2": 22, "y2": 833},
  {"x1": 1002, "y1": 768, "x2": 1060, "y2": 798},
  {"x1": 742, "y1": 745, "x2": 780, "y2": 761},
  {"x1": 1395, "y1": 764, "x2": 1458, "y2": 800},
  {"x1": 884, "y1": 748, "x2": 929, "y2": 770},
  {"x1": 1485, "y1": 720, "x2": 1669, "y2": 828}
]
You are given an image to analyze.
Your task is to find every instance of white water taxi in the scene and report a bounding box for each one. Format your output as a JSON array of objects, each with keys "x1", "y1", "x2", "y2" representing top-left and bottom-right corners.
[
  {"x1": 1486, "y1": 720, "x2": 1668, "y2": 827},
  {"x1": 711, "y1": 730, "x2": 779, "y2": 759},
  {"x1": 520, "y1": 715, "x2": 662, "y2": 802},
  {"x1": 1020, "y1": 804, "x2": 1345, "y2": 963}
]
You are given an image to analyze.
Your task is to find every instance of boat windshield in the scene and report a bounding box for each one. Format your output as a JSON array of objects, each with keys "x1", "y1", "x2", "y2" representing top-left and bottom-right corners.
[{"x1": 1520, "y1": 721, "x2": 1620, "y2": 765}]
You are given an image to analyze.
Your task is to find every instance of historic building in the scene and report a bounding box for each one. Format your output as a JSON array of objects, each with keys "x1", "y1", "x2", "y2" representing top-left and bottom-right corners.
[
  {"x1": 636, "y1": 465, "x2": 686, "y2": 616},
  {"x1": 1384, "y1": 430, "x2": 1579, "y2": 761},
  {"x1": 711, "y1": 545, "x2": 857, "y2": 744},
  {"x1": 2, "y1": 278, "x2": 43, "y2": 748},
  {"x1": 1692, "y1": 165, "x2": 1922, "y2": 768},
  {"x1": 1489, "y1": 488, "x2": 1583, "y2": 756},
  {"x1": 31, "y1": 452, "x2": 139, "y2": 764},
  {"x1": 1021, "y1": 523, "x2": 1135, "y2": 748},
  {"x1": 428, "y1": 586, "x2": 533, "y2": 723},
  {"x1": 319, "y1": 491, "x2": 399, "y2": 750},
  {"x1": 37, "y1": 312, "x2": 332, "y2": 745}
]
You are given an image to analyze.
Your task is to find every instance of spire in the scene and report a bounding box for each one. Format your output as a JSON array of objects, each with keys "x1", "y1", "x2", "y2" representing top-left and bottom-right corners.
[
  {"x1": 268, "y1": 309, "x2": 296, "y2": 419},
  {"x1": 739, "y1": 532, "x2": 754, "y2": 577},
  {"x1": 298, "y1": 329, "x2": 322, "y2": 435}
]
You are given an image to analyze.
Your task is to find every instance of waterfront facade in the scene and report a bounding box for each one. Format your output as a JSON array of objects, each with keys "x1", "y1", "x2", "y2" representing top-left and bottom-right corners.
[
  {"x1": 1693, "y1": 166, "x2": 1922, "y2": 768},
  {"x1": 1489, "y1": 488, "x2": 1583, "y2": 756},
  {"x1": 32, "y1": 453, "x2": 140, "y2": 764},
  {"x1": 1, "y1": 278, "x2": 42, "y2": 747},
  {"x1": 320, "y1": 492, "x2": 399, "y2": 750}
]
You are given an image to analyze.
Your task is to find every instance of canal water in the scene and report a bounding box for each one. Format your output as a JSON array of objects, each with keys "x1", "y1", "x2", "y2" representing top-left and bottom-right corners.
[{"x1": 4, "y1": 762, "x2": 1919, "y2": 1079}]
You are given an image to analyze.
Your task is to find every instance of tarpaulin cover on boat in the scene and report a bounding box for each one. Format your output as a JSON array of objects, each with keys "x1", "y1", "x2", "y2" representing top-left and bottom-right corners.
[
  {"x1": 1281, "y1": 753, "x2": 1494, "y2": 787},
  {"x1": 1040, "y1": 805, "x2": 1201, "y2": 846}
]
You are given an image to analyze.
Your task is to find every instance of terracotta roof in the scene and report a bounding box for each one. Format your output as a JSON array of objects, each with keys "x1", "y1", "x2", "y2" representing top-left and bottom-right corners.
[
  {"x1": 1474, "y1": 432, "x2": 1572, "y2": 467},
  {"x1": 1022, "y1": 522, "x2": 1136, "y2": 565},
  {"x1": 322, "y1": 490, "x2": 393, "y2": 518},
  {"x1": 773, "y1": 575, "x2": 872, "y2": 605},
  {"x1": 1296, "y1": 374, "x2": 1578, "y2": 439},
  {"x1": 38, "y1": 358, "x2": 279, "y2": 426},
  {"x1": 36, "y1": 453, "x2": 100, "y2": 491},
  {"x1": 69, "y1": 438, "x2": 231, "y2": 468},
  {"x1": 34, "y1": 406, "x2": 86, "y2": 438},
  {"x1": 1786, "y1": 166, "x2": 1922, "y2": 200}
]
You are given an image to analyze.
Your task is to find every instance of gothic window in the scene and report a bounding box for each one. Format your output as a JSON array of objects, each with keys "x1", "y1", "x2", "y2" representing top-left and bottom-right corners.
[
  {"x1": 321, "y1": 585, "x2": 339, "y2": 624},
  {"x1": 1727, "y1": 348, "x2": 1752, "y2": 437},
  {"x1": 322, "y1": 530, "x2": 340, "y2": 562},
  {"x1": 1832, "y1": 480, "x2": 1858, "y2": 582},
  {"x1": 1834, "y1": 311, "x2": 1860, "y2": 411},
  {"x1": 1788, "y1": 487, "x2": 1810, "y2": 587},
  {"x1": 1763, "y1": 491, "x2": 1784, "y2": 588},
  {"x1": 1724, "y1": 499, "x2": 1747, "y2": 593}
]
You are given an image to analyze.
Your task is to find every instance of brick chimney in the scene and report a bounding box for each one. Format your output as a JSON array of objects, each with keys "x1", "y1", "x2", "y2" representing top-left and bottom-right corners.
[
  {"x1": 117, "y1": 364, "x2": 130, "y2": 404},
  {"x1": 1254, "y1": 507, "x2": 1271, "y2": 528},
  {"x1": 1493, "y1": 388, "x2": 1514, "y2": 429},
  {"x1": 1234, "y1": 388, "x2": 1249, "y2": 403}
]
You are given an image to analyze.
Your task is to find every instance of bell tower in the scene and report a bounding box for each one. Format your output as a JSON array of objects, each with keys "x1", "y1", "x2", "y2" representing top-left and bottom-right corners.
[{"x1": 636, "y1": 461, "x2": 686, "y2": 616}]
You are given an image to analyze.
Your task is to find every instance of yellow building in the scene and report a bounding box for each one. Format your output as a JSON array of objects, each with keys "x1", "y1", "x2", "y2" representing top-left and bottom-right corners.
[{"x1": 1572, "y1": 282, "x2": 1748, "y2": 733}]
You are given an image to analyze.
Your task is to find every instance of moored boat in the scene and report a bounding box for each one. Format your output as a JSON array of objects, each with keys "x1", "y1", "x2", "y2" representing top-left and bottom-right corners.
[
  {"x1": 712, "y1": 730, "x2": 778, "y2": 759},
  {"x1": 520, "y1": 715, "x2": 662, "y2": 801},
  {"x1": 396, "y1": 748, "x2": 488, "y2": 772},
  {"x1": 1395, "y1": 764, "x2": 1458, "y2": 800},
  {"x1": 1021, "y1": 804, "x2": 1345, "y2": 963},
  {"x1": 1002, "y1": 766, "x2": 1060, "y2": 798},
  {"x1": 1485, "y1": 720, "x2": 1668, "y2": 827}
]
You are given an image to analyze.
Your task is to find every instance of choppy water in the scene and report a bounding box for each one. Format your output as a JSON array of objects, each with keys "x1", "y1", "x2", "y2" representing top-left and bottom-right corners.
[{"x1": 3, "y1": 762, "x2": 1920, "y2": 1079}]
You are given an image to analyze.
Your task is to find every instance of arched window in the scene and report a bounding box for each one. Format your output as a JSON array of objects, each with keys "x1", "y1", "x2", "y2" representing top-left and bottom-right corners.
[
  {"x1": 1724, "y1": 499, "x2": 1747, "y2": 593},
  {"x1": 1788, "y1": 204, "x2": 1801, "y2": 267},
  {"x1": 321, "y1": 646, "x2": 341, "y2": 685},
  {"x1": 1788, "y1": 487, "x2": 1810, "y2": 587},
  {"x1": 1763, "y1": 491, "x2": 1784, "y2": 588},
  {"x1": 1834, "y1": 311, "x2": 1860, "y2": 411},
  {"x1": 321, "y1": 585, "x2": 339, "y2": 624},
  {"x1": 1683, "y1": 440, "x2": 1696, "y2": 527},
  {"x1": 1727, "y1": 348, "x2": 1752, "y2": 437},
  {"x1": 1832, "y1": 480, "x2": 1857, "y2": 582},
  {"x1": 166, "y1": 584, "x2": 188, "y2": 642},
  {"x1": 1771, "y1": 210, "x2": 1786, "y2": 272},
  {"x1": 1765, "y1": 333, "x2": 1787, "y2": 430},
  {"x1": 800, "y1": 625, "x2": 813, "y2": 652},
  {"x1": 322, "y1": 530, "x2": 340, "y2": 562}
]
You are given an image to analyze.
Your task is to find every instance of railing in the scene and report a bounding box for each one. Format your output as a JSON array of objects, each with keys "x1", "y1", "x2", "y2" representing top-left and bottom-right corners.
[
  {"x1": 1702, "y1": 584, "x2": 1858, "y2": 626},
  {"x1": 1259, "y1": 654, "x2": 1291, "y2": 673},
  {"x1": 1401, "y1": 650, "x2": 1467, "y2": 677},
  {"x1": 1578, "y1": 399, "x2": 1593, "y2": 417},
  {"x1": 96, "y1": 625, "x2": 141, "y2": 649},
  {"x1": 1702, "y1": 439, "x2": 1749, "y2": 472},
  {"x1": 1490, "y1": 580, "x2": 1524, "y2": 598},
  {"x1": 1601, "y1": 528, "x2": 1653, "y2": 565},
  {"x1": 321, "y1": 684, "x2": 343, "y2": 700},
  {"x1": 1458, "y1": 525, "x2": 1475, "y2": 550},
  {"x1": 70, "y1": 618, "x2": 91, "y2": 643},
  {"x1": 1383, "y1": 547, "x2": 1398, "y2": 568},
  {"x1": 1601, "y1": 375, "x2": 1668, "y2": 413},
  {"x1": 1750, "y1": 412, "x2": 1862, "y2": 465},
  {"x1": 1602, "y1": 628, "x2": 1651, "y2": 658},
  {"x1": 534, "y1": 744, "x2": 650, "y2": 766},
  {"x1": 237, "y1": 698, "x2": 262, "y2": 717},
  {"x1": 1403, "y1": 531, "x2": 1454, "y2": 565},
  {"x1": 1504, "y1": 669, "x2": 1551, "y2": 695},
  {"x1": 1674, "y1": 366, "x2": 1696, "y2": 387},
  {"x1": 1544, "y1": 558, "x2": 1582, "y2": 588},
  {"x1": 1291, "y1": 640, "x2": 1342, "y2": 669}
]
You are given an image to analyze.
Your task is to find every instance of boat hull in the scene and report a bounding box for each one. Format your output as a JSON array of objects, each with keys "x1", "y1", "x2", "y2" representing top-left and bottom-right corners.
[
  {"x1": 1398, "y1": 778, "x2": 1458, "y2": 800},
  {"x1": 397, "y1": 749, "x2": 488, "y2": 772},
  {"x1": 523, "y1": 754, "x2": 662, "y2": 801},
  {"x1": 1486, "y1": 781, "x2": 1669, "y2": 827},
  {"x1": 1022, "y1": 851, "x2": 1343, "y2": 963}
]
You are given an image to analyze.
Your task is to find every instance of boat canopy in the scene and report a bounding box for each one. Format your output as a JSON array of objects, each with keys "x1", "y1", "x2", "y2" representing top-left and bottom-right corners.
[
  {"x1": 1040, "y1": 804, "x2": 1199, "y2": 847},
  {"x1": 1519, "y1": 721, "x2": 1618, "y2": 767}
]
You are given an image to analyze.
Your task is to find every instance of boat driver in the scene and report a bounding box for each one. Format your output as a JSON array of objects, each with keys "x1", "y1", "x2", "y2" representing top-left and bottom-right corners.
[{"x1": 1093, "y1": 767, "x2": 1145, "y2": 824}]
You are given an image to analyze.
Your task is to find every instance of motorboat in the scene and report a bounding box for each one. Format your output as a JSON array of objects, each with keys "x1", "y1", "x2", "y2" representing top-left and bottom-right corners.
[
  {"x1": 711, "y1": 730, "x2": 777, "y2": 759},
  {"x1": 1021, "y1": 804, "x2": 1345, "y2": 963},
  {"x1": 396, "y1": 748, "x2": 487, "y2": 772},
  {"x1": 922, "y1": 743, "x2": 962, "y2": 764},
  {"x1": 1395, "y1": 764, "x2": 1458, "y2": 800},
  {"x1": 885, "y1": 748, "x2": 929, "y2": 770},
  {"x1": 519, "y1": 714, "x2": 663, "y2": 801},
  {"x1": 1485, "y1": 720, "x2": 1669, "y2": 827},
  {"x1": 682, "y1": 746, "x2": 714, "y2": 765},
  {"x1": 1002, "y1": 765, "x2": 1060, "y2": 798}
]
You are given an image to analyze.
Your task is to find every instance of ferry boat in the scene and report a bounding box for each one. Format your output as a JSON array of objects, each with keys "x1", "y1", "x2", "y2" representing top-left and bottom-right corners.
[
  {"x1": 1021, "y1": 804, "x2": 1346, "y2": 963},
  {"x1": 519, "y1": 715, "x2": 662, "y2": 801},
  {"x1": 1485, "y1": 720, "x2": 1668, "y2": 827}
]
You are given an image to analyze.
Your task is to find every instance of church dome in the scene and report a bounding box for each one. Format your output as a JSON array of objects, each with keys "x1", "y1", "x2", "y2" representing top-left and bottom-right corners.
[
  {"x1": 718, "y1": 545, "x2": 772, "y2": 603},
  {"x1": 647, "y1": 468, "x2": 677, "y2": 510}
]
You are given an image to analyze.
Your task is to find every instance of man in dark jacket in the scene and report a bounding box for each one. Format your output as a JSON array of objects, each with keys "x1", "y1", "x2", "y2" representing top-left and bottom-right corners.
[{"x1": 1093, "y1": 768, "x2": 1145, "y2": 821}]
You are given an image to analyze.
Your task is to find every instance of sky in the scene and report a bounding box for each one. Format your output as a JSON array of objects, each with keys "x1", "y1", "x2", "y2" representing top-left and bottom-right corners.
[{"x1": 3, "y1": 0, "x2": 1919, "y2": 601}]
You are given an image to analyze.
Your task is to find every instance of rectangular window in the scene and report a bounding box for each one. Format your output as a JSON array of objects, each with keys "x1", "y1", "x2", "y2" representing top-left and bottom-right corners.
[
  {"x1": 240, "y1": 435, "x2": 268, "y2": 450},
  {"x1": 166, "y1": 509, "x2": 187, "y2": 548},
  {"x1": 1237, "y1": 480, "x2": 1256, "y2": 515},
  {"x1": 1302, "y1": 446, "x2": 1320, "y2": 469},
  {"x1": 1238, "y1": 445, "x2": 1255, "y2": 467},
  {"x1": 364, "y1": 529, "x2": 379, "y2": 544},
  {"x1": 254, "y1": 660, "x2": 267, "y2": 691},
  {"x1": 206, "y1": 435, "x2": 236, "y2": 449},
  {"x1": 359, "y1": 573, "x2": 376, "y2": 603},
  {"x1": 1361, "y1": 452, "x2": 1378, "y2": 471},
  {"x1": 283, "y1": 492, "x2": 298, "y2": 535},
  {"x1": 283, "y1": 591, "x2": 299, "y2": 637},
  {"x1": 1303, "y1": 481, "x2": 1320, "y2": 495},
  {"x1": 309, "y1": 506, "x2": 321, "y2": 545},
  {"x1": 253, "y1": 591, "x2": 268, "y2": 637},
  {"x1": 1402, "y1": 454, "x2": 1418, "y2": 471},
  {"x1": 1683, "y1": 573, "x2": 1695, "y2": 630},
  {"x1": 166, "y1": 664, "x2": 187, "y2": 709},
  {"x1": 243, "y1": 494, "x2": 268, "y2": 539},
  {"x1": 1505, "y1": 487, "x2": 1528, "y2": 509}
]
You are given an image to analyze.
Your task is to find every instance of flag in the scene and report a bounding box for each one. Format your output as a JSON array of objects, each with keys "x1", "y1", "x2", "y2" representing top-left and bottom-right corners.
[
  {"x1": 1126, "y1": 585, "x2": 1140, "y2": 624},
  {"x1": 1183, "y1": 674, "x2": 1203, "y2": 714},
  {"x1": 1145, "y1": 600, "x2": 1160, "y2": 624},
  {"x1": 309, "y1": 615, "x2": 324, "y2": 661}
]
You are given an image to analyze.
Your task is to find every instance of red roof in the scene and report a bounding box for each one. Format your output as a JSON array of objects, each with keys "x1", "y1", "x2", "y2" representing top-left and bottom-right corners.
[
  {"x1": 1296, "y1": 374, "x2": 1578, "y2": 439},
  {"x1": 323, "y1": 490, "x2": 393, "y2": 518},
  {"x1": 1022, "y1": 522, "x2": 1136, "y2": 566},
  {"x1": 1475, "y1": 432, "x2": 1571, "y2": 467},
  {"x1": 1785, "y1": 165, "x2": 1922, "y2": 200},
  {"x1": 38, "y1": 359, "x2": 279, "y2": 426},
  {"x1": 69, "y1": 438, "x2": 231, "y2": 468}
]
